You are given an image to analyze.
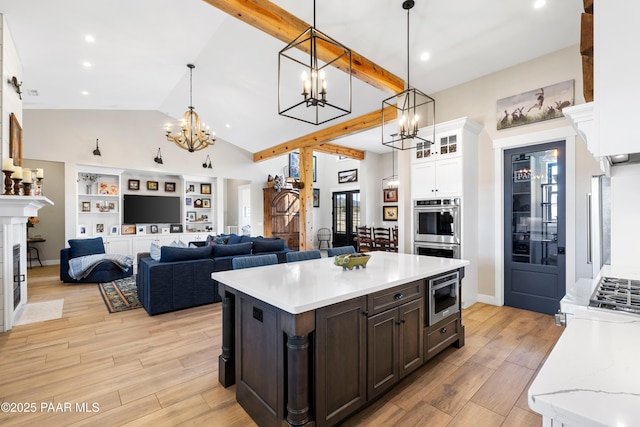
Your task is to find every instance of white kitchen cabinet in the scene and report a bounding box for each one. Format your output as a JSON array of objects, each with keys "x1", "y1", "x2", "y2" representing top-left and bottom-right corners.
[{"x1": 411, "y1": 157, "x2": 462, "y2": 198}]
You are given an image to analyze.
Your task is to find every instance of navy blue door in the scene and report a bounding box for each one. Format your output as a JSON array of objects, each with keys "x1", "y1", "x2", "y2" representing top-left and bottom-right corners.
[{"x1": 504, "y1": 141, "x2": 565, "y2": 314}]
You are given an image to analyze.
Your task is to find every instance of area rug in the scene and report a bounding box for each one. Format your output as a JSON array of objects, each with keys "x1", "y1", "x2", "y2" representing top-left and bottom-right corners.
[
  {"x1": 14, "y1": 299, "x2": 64, "y2": 326},
  {"x1": 98, "y1": 275, "x2": 142, "y2": 313}
]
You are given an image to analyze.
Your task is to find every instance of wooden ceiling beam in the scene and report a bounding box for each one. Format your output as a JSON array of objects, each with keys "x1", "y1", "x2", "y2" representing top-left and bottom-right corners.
[
  {"x1": 252, "y1": 105, "x2": 397, "y2": 162},
  {"x1": 202, "y1": 0, "x2": 404, "y2": 94}
]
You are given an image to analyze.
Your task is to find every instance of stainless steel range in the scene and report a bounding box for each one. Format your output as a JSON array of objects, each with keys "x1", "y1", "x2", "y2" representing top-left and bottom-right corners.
[{"x1": 589, "y1": 276, "x2": 640, "y2": 314}]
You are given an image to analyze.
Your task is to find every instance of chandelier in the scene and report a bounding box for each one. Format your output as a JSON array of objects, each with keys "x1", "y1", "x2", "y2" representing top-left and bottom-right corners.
[
  {"x1": 278, "y1": 0, "x2": 352, "y2": 125},
  {"x1": 382, "y1": 0, "x2": 435, "y2": 150},
  {"x1": 166, "y1": 64, "x2": 215, "y2": 152}
]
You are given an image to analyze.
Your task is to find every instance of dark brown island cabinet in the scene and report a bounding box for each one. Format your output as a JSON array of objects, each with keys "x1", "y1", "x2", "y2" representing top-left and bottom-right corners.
[{"x1": 213, "y1": 253, "x2": 466, "y2": 427}]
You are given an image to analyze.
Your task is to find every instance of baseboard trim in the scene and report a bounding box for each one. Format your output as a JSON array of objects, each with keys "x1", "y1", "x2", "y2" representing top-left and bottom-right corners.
[{"x1": 476, "y1": 293, "x2": 499, "y2": 306}]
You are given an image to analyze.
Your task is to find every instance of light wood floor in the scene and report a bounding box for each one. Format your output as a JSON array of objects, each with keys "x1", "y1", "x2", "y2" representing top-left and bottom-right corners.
[{"x1": 0, "y1": 266, "x2": 563, "y2": 426}]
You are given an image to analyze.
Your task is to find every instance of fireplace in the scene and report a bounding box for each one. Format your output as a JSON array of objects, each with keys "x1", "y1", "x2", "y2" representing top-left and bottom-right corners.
[{"x1": 13, "y1": 244, "x2": 23, "y2": 309}]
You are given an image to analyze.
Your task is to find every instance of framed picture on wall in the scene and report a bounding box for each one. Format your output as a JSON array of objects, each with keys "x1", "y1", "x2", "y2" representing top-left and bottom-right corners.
[
  {"x1": 147, "y1": 181, "x2": 158, "y2": 191},
  {"x1": 78, "y1": 224, "x2": 88, "y2": 236},
  {"x1": 338, "y1": 169, "x2": 358, "y2": 184},
  {"x1": 9, "y1": 113, "x2": 22, "y2": 166},
  {"x1": 313, "y1": 155, "x2": 317, "y2": 182},
  {"x1": 165, "y1": 182, "x2": 176, "y2": 192},
  {"x1": 201, "y1": 183, "x2": 211, "y2": 194},
  {"x1": 110, "y1": 225, "x2": 119, "y2": 236},
  {"x1": 383, "y1": 188, "x2": 398, "y2": 203},
  {"x1": 289, "y1": 152, "x2": 300, "y2": 179},
  {"x1": 313, "y1": 188, "x2": 320, "y2": 207},
  {"x1": 383, "y1": 206, "x2": 398, "y2": 221},
  {"x1": 128, "y1": 179, "x2": 140, "y2": 191},
  {"x1": 94, "y1": 223, "x2": 105, "y2": 235}
]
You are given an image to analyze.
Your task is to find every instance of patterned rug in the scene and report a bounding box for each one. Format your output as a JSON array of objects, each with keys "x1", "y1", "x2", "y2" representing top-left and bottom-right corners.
[{"x1": 98, "y1": 275, "x2": 142, "y2": 313}]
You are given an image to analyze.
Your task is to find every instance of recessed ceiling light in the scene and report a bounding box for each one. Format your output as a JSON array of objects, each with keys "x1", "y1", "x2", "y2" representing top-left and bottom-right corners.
[
  {"x1": 420, "y1": 52, "x2": 431, "y2": 62},
  {"x1": 84, "y1": 34, "x2": 95, "y2": 43},
  {"x1": 533, "y1": 0, "x2": 546, "y2": 9},
  {"x1": 225, "y1": 124, "x2": 231, "y2": 128},
  {"x1": 81, "y1": 90, "x2": 89, "y2": 95},
  {"x1": 83, "y1": 61, "x2": 92, "y2": 68}
]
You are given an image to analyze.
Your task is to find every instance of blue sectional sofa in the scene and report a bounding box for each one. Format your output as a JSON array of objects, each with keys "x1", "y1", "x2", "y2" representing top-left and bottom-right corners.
[{"x1": 136, "y1": 235, "x2": 290, "y2": 315}]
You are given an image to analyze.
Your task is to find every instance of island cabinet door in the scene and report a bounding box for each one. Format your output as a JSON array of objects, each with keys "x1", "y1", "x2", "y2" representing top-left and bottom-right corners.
[
  {"x1": 367, "y1": 307, "x2": 400, "y2": 400},
  {"x1": 315, "y1": 296, "x2": 367, "y2": 427},
  {"x1": 398, "y1": 298, "x2": 424, "y2": 379}
]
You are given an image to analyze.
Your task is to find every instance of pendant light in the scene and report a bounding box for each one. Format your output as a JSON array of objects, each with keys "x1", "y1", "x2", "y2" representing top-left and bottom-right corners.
[
  {"x1": 382, "y1": 0, "x2": 435, "y2": 150},
  {"x1": 278, "y1": 0, "x2": 352, "y2": 125},
  {"x1": 166, "y1": 64, "x2": 215, "y2": 152}
]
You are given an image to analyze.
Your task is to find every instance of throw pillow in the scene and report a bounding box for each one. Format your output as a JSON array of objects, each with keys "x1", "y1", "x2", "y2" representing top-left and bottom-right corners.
[
  {"x1": 253, "y1": 238, "x2": 285, "y2": 253},
  {"x1": 169, "y1": 239, "x2": 187, "y2": 248},
  {"x1": 213, "y1": 242, "x2": 253, "y2": 257},
  {"x1": 68, "y1": 237, "x2": 106, "y2": 258},
  {"x1": 150, "y1": 241, "x2": 161, "y2": 261},
  {"x1": 159, "y1": 245, "x2": 212, "y2": 263}
]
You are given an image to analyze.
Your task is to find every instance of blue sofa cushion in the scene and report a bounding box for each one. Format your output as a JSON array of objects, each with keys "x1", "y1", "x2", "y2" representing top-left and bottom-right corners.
[
  {"x1": 253, "y1": 238, "x2": 285, "y2": 253},
  {"x1": 213, "y1": 242, "x2": 253, "y2": 258},
  {"x1": 160, "y1": 245, "x2": 212, "y2": 263},
  {"x1": 227, "y1": 233, "x2": 242, "y2": 245},
  {"x1": 68, "y1": 237, "x2": 105, "y2": 259}
]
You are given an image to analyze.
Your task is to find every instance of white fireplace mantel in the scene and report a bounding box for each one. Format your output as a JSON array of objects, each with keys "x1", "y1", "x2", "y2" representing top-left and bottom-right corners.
[{"x1": 0, "y1": 195, "x2": 54, "y2": 332}]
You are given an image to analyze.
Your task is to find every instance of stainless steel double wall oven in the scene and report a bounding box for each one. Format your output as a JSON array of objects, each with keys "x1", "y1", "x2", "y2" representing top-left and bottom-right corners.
[{"x1": 414, "y1": 198, "x2": 461, "y2": 259}]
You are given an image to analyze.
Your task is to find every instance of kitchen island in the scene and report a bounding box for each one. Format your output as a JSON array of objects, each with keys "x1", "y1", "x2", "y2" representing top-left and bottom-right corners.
[{"x1": 212, "y1": 252, "x2": 468, "y2": 427}]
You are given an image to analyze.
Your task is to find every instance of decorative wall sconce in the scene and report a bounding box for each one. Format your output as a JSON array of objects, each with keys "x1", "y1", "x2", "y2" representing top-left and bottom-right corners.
[
  {"x1": 8, "y1": 76, "x2": 22, "y2": 99},
  {"x1": 202, "y1": 154, "x2": 212, "y2": 169},
  {"x1": 92, "y1": 139, "x2": 102, "y2": 156},
  {"x1": 154, "y1": 148, "x2": 163, "y2": 164}
]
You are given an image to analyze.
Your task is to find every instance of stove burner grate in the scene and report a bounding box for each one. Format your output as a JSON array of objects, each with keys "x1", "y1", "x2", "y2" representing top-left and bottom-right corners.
[{"x1": 589, "y1": 277, "x2": 640, "y2": 314}]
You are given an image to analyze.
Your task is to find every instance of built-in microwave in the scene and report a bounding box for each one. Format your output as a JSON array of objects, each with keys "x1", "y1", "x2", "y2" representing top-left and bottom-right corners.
[
  {"x1": 414, "y1": 198, "x2": 460, "y2": 244},
  {"x1": 428, "y1": 270, "x2": 460, "y2": 325}
]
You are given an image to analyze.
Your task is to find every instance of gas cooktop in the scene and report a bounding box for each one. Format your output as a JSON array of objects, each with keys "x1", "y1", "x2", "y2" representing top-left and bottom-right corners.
[{"x1": 589, "y1": 276, "x2": 640, "y2": 314}]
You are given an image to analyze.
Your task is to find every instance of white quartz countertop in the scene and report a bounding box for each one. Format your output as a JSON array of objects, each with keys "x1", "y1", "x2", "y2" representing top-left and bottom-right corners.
[
  {"x1": 528, "y1": 306, "x2": 640, "y2": 426},
  {"x1": 211, "y1": 252, "x2": 468, "y2": 314}
]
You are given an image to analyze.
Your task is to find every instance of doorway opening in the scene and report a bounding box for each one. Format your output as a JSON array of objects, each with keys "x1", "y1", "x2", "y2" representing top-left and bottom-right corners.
[{"x1": 332, "y1": 190, "x2": 360, "y2": 248}]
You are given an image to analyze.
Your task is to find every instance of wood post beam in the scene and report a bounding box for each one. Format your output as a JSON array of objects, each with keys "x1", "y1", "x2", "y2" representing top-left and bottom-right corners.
[
  {"x1": 298, "y1": 147, "x2": 314, "y2": 250},
  {"x1": 252, "y1": 106, "x2": 397, "y2": 162},
  {"x1": 202, "y1": 0, "x2": 404, "y2": 95}
]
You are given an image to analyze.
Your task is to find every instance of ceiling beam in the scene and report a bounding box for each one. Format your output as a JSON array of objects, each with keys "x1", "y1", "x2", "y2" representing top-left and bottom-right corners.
[
  {"x1": 202, "y1": 0, "x2": 404, "y2": 94},
  {"x1": 252, "y1": 106, "x2": 397, "y2": 162}
]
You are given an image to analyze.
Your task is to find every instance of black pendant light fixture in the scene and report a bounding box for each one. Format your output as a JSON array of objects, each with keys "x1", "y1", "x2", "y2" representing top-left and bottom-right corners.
[
  {"x1": 92, "y1": 138, "x2": 102, "y2": 156},
  {"x1": 278, "y1": 0, "x2": 352, "y2": 125},
  {"x1": 166, "y1": 64, "x2": 215, "y2": 152},
  {"x1": 382, "y1": 0, "x2": 435, "y2": 150}
]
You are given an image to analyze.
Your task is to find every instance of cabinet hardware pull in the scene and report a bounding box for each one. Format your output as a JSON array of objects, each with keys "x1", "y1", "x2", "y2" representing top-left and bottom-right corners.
[
  {"x1": 362, "y1": 310, "x2": 369, "y2": 316},
  {"x1": 396, "y1": 319, "x2": 405, "y2": 325},
  {"x1": 394, "y1": 293, "x2": 404, "y2": 300},
  {"x1": 440, "y1": 327, "x2": 447, "y2": 334}
]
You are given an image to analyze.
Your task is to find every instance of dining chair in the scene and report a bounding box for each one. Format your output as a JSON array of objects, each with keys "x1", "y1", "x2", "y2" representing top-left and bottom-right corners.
[
  {"x1": 354, "y1": 226, "x2": 373, "y2": 253},
  {"x1": 232, "y1": 254, "x2": 278, "y2": 270},
  {"x1": 286, "y1": 250, "x2": 322, "y2": 263},
  {"x1": 390, "y1": 226, "x2": 399, "y2": 252},
  {"x1": 327, "y1": 246, "x2": 356, "y2": 257},
  {"x1": 373, "y1": 227, "x2": 392, "y2": 252}
]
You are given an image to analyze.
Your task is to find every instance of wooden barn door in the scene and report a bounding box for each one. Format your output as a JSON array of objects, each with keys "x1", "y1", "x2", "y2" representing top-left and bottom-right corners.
[{"x1": 263, "y1": 188, "x2": 300, "y2": 250}]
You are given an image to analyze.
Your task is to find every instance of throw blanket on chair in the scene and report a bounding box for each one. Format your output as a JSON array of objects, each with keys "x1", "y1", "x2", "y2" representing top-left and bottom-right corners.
[{"x1": 68, "y1": 254, "x2": 133, "y2": 280}]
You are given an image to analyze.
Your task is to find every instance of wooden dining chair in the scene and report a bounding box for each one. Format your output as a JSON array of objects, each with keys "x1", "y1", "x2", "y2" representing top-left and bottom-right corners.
[
  {"x1": 355, "y1": 226, "x2": 373, "y2": 253},
  {"x1": 390, "y1": 226, "x2": 399, "y2": 252},
  {"x1": 373, "y1": 227, "x2": 391, "y2": 252}
]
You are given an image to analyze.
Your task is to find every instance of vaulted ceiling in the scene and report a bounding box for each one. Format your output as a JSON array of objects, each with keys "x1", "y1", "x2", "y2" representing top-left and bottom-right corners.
[{"x1": 0, "y1": 0, "x2": 582, "y2": 155}]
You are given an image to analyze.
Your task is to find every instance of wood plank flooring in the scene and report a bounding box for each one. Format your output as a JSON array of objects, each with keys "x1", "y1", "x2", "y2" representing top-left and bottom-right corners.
[{"x1": 0, "y1": 266, "x2": 563, "y2": 426}]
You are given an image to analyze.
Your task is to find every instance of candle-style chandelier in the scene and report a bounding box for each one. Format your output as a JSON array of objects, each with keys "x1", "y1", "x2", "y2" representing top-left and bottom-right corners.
[
  {"x1": 166, "y1": 64, "x2": 215, "y2": 152},
  {"x1": 278, "y1": 0, "x2": 352, "y2": 125},
  {"x1": 382, "y1": 0, "x2": 435, "y2": 150}
]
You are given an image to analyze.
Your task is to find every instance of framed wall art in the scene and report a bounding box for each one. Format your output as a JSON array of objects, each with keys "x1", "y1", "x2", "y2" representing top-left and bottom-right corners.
[
  {"x1": 383, "y1": 206, "x2": 398, "y2": 221},
  {"x1": 202, "y1": 198, "x2": 211, "y2": 208},
  {"x1": 9, "y1": 113, "x2": 22, "y2": 166},
  {"x1": 128, "y1": 179, "x2": 140, "y2": 191},
  {"x1": 165, "y1": 182, "x2": 176, "y2": 192},
  {"x1": 289, "y1": 152, "x2": 300, "y2": 179},
  {"x1": 170, "y1": 224, "x2": 183, "y2": 233},
  {"x1": 383, "y1": 188, "x2": 398, "y2": 203},
  {"x1": 201, "y1": 183, "x2": 211, "y2": 194},
  {"x1": 110, "y1": 225, "x2": 119, "y2": 235},
  {"x1": 338, "y1": 169, "x2": 358, "y2": 184},
  {"x1": 313, "y1": 188, "x2": 320, "y2": 208},
  {"x1": 147, "y1": 181, "x2": 159, "y2": 191},
  {"x1": 81, "y1": 201, "x2": 91, "y2": 212}
]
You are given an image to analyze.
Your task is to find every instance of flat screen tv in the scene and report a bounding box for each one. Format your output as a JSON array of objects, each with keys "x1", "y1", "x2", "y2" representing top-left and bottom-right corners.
[{"x1": 123, "y1": 195, "x2": 181, "y2": 224}]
